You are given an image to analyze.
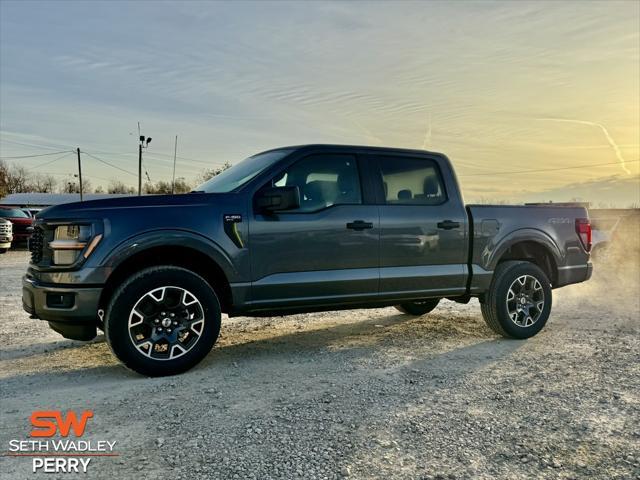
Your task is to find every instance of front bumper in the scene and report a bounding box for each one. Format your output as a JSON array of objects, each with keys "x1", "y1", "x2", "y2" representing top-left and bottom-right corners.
[{"x1": 22, "y1": 275, "x2": 101, "y2": 341}]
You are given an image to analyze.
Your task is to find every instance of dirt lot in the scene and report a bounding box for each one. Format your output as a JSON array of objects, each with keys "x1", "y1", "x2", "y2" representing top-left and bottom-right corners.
[{"x1": 1, "y1": 245, "x2": 638, "y2": 480}]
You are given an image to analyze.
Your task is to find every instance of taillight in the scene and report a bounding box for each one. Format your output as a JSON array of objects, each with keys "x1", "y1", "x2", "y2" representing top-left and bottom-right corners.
[{"x1": 575, "y1": 218, "x2": 592, "y2": 252}]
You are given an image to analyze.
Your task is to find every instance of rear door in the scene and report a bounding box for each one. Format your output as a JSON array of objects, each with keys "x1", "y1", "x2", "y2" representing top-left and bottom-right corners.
[
  {"x1": 248, "y1": 153, "x2": 380, "y2": 308},
  {"x1": 368, "y1": 154, "x2": 468, "y2": 298}
]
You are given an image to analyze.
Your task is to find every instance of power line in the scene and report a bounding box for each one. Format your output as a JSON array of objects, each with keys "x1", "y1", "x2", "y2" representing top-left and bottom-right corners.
[
  {"x1": 0, "y1": 139, "x2": 74, "y2": 152},
  {"x1": 82, "y1": 151, "x2": 138, "y2": 177},
  {"x1": 458, "y1": 159, "x2": 640, "y2": 177},
  {"x1": 0, "y1": 139, "x2": 225, "y2": 166},
  {"x1": 31, "y1": 151, "x2": 75, "y2": 169},
  {"x1": 145, "y1": 150, "x2": 229, "y2": 166},
  {"x1": 0, "y1": 150, "x2": 72, "y2": 160},
  {"x1": 93, "y1": 150, "x2": 229, "y2": 168},
  {"x1": 38, "y1": 171, "x2": 114, "y2": 183},
  {"x1": 142, "y1": 154, "x2": 209, "y2": 172}
]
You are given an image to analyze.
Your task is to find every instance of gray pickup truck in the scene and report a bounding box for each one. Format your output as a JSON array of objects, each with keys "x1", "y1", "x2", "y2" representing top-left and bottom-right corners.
[{"x1": 23, "y1": 145, "x2": 592, "y2": 376}]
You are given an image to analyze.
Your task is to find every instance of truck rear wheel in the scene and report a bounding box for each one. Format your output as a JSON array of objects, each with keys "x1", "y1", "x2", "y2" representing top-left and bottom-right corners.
[
  {"x1": 395, "y1": 298, "x2": 440, "y2": 316},
  {"x1": 105, "y1": 266, "x2": 221, "y2": 376},
  {"x1": 481, "y1": 261, "x2": 552, "y2": 339}
]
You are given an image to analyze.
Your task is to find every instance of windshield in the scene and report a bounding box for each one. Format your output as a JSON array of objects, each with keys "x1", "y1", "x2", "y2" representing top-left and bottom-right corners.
[
  {"x1": 195, "y1": 149, "x2": 293, "y2": 193},
  {"x1": 0, "y1": 208, "x2": 29, "y2": 218}
]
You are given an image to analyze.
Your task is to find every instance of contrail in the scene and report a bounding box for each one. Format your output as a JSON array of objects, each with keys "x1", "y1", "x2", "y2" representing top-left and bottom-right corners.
[
  {"x1": 350, "y1": 118, "x2": 383, "y2": 145},
  {"x1": 422, "y1": 112, "x2": 432, "y2": 150},
  {"x1": 538, "y1": 118, "x2": 631, "y2": 174}
]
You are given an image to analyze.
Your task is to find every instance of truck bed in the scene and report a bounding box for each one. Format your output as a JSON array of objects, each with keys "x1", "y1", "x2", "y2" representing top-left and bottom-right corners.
[{"x1": 466, "y1": 204, "x2": 591, "y2": 293}]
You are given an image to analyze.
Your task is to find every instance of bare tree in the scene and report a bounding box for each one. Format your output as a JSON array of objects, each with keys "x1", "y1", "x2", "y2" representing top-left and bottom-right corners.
[
  {"x1": 108, "y1": 180, "x2": 135, "y2": 194},
  {"x1": 31, "y1": 174, "x2": 57, "y2": 193},
  {"x1": 0, "y1": 160, "x2": 8, "y2": 198},
  {"x1": 62, "y1": 178, "x2": 92, "y2": 194},
  {"x1": 145, "y1": 177, "x2": 192, "y2": 194},
  {"x1": 196, "y1": 162, "x2": 232, "y2": 184},
  {"x1": 5, "y1": 165, "x2": 31, "y2": 193}
]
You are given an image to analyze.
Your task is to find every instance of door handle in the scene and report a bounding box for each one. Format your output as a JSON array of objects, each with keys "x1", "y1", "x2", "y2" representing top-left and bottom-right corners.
[
  {"x1": 347, "y1": 220, "x2": 374, "y2": 230},
  {"x1": 437, "y1": 220, "x2": 460, "y2": 230}
]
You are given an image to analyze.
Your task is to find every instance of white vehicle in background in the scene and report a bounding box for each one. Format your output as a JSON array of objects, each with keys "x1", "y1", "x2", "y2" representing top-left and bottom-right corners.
[{"x1": 0, "y1": 218, "x2": 13, "y2": 253}]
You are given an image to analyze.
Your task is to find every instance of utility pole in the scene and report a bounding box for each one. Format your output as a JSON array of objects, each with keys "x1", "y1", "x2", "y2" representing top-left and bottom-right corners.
[
  {"x1": 138, "y1": 142, "x2": 142, "y2": 196},
  {"x1": 137, "y1": 128, "x2": 152, "y2": 196},
  {"x1": 77, "y1": 148, "x2": 83, "y2": 201},
  {"x1": 171, "y1": 135, "x2": 178, "y2": 194}
]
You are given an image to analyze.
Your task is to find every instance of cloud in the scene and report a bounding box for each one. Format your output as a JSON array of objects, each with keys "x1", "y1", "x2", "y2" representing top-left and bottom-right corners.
[
  {"x1": 421, "y1": 112, "x2": 432, "y2": 150},
  {"x1": 522, "y1": 174, "x2": 640, "y2": 207}
]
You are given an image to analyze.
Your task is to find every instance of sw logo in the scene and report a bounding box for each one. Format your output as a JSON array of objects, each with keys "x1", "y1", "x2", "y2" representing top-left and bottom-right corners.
[
  {"x1": 8, "y1": 411, "x2": 117, "y2": 474},
  {"x1": 30, "y1": 410, "x2": 94, "y2": 437}
]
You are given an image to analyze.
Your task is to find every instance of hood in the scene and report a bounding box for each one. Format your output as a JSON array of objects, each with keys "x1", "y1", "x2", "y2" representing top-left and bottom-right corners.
[
  {"x1": 0, "y1": 215, "x2": 32, "y2": 225},
  {"x1": 7, "y1": 217, "x2": 33, "y2": 224},
  {"x1": 37, "y1": 193, "x2": 231, "y2": 221}
]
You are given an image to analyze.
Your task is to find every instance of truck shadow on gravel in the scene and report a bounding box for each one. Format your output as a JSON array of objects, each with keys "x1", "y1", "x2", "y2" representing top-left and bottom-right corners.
[
  {"x1": 0, "y1": 335, "x2": 106, "y2": 361},
  {"x1": 1, "y1": 310, "x2": 516, "y2": 394}
]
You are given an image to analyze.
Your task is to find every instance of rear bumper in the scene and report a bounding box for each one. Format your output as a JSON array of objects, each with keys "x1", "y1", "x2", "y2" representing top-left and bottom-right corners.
[
  {"x1": 556, "y1": 262, "x2": 592, "y2": 288},
  {"x1": 22, "y1": 275, "x2": 101, "y2": 341}
]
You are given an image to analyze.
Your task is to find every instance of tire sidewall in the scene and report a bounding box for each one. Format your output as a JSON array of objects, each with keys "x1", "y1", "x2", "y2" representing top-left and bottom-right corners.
[
  {"x1": 397, "y1": 298, "x2": 440, "y2": 316},
  {"x1": 105, "y1": 267, "x2": 221, "y2": 376},
  {"x1": 494, "y1": 263, "x2": 552, "y2": 339}
]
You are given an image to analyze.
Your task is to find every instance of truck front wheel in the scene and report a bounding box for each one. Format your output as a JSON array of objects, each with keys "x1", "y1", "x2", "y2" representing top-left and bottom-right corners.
[
  {"x1": 481, "y1": 261, "x2": 552, "y2": 339},
  {"x1": 105, "y1": 266, "x2": 221, "y2": 376},
  {"x1": 395, "y1": 298, "x2": 440, "y2": 316}
]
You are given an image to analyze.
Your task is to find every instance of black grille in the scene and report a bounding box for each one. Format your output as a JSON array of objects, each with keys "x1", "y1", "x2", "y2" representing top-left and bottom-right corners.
[{"x1": 29, "y1": 226, "x2": 44, "y2": 264}]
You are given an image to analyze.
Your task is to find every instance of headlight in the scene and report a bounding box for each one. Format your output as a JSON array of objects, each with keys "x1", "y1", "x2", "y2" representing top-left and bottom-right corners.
[
  {"x1": 49, "y1": 225, "x2": 100, "y2": 265},
  {"x1": 54, "y1": 225, "x2": 91, "y2": 242}
]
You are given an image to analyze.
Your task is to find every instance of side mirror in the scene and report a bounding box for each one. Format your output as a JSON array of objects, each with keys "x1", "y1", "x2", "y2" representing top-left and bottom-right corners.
[{"x1": 256, "y1": 186, "x2": 300, "y2": 212}]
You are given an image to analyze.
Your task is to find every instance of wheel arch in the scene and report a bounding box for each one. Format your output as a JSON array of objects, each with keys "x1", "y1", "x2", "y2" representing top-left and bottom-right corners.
[
  {"x1": 99, "y1": 234, "x2": 235, "y2": 314},
  {"x1": 492, "y1": 234, "x2": 560, "y2": 286}
]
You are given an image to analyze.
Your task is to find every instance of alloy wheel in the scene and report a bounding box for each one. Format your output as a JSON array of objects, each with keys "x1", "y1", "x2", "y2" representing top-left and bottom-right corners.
[
  {"x1": 128, "y1": 286, "x2": 205, "y2": 360},
  {"x1": 506, "y1": 275, "x2": 545, "y2": 327}
]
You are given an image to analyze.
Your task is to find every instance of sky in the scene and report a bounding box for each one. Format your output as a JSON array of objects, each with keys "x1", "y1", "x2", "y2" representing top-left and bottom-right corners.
[{"x1": 1, "y1": 0, "x2": 638, "y2": 205}]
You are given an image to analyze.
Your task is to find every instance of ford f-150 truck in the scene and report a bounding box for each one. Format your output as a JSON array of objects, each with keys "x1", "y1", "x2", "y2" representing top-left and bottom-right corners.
[
  {"x1": 0, "y1": 218, "x2": 12, "y2": 253},
  {"x1": 23, "y1": 145, "x2": 593, "y2": 376}
]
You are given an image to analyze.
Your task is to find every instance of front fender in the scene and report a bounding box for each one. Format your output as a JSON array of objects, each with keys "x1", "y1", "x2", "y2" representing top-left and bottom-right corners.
[{"x1": 101, "y1": 229, "x2": 240, "y2": 282}]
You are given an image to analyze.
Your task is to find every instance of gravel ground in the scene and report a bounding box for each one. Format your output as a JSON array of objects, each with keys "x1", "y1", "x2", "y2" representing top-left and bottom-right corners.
[{"x1": 0, "y1": 245, "x2": 639, "y2": 480}]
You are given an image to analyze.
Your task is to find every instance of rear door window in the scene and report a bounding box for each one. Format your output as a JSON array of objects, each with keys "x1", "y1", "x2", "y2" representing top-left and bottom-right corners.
[{"x1": 377, "y1": 156, "x2": 446, "y2": 205}]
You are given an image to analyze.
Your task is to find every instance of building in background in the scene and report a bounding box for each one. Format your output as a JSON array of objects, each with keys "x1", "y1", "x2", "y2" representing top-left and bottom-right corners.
[{"x1": 0, "y1": 193, "x2": 135, "y2": 211}]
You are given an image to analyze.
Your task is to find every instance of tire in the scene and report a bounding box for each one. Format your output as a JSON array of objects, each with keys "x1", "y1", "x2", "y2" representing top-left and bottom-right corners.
[
  {"x1": 481, "y1": 261, "x2": 552, "y2": 339},
  {"x1": 395, "y1": 298, "x2": 441, "y2": 316},
  {"x1": 0, "y1": 248, "x2": 7, "y2": 254},
  {"x1": 105, "y1": 266, "x2": 221, "y2": 376}
]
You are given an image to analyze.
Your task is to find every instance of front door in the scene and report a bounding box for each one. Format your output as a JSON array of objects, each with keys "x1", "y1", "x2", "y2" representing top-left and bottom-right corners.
[
  {"x1": 370, "y1": 154, "x2": 468, "y2": 299},
  {"x1": 248, "y1": 153, "x2": 379, "y2": 309}
]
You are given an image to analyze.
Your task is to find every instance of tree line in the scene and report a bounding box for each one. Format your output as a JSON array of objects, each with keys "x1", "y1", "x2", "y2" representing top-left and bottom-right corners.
[{"x1": 0, "y1": 160, "x2": 231, "y2": 198}]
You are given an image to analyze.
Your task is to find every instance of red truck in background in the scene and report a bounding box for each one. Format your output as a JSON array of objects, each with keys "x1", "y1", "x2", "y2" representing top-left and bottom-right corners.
[{"x1": 0, "y1": 206, "x2": 34, "y2": 244}]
